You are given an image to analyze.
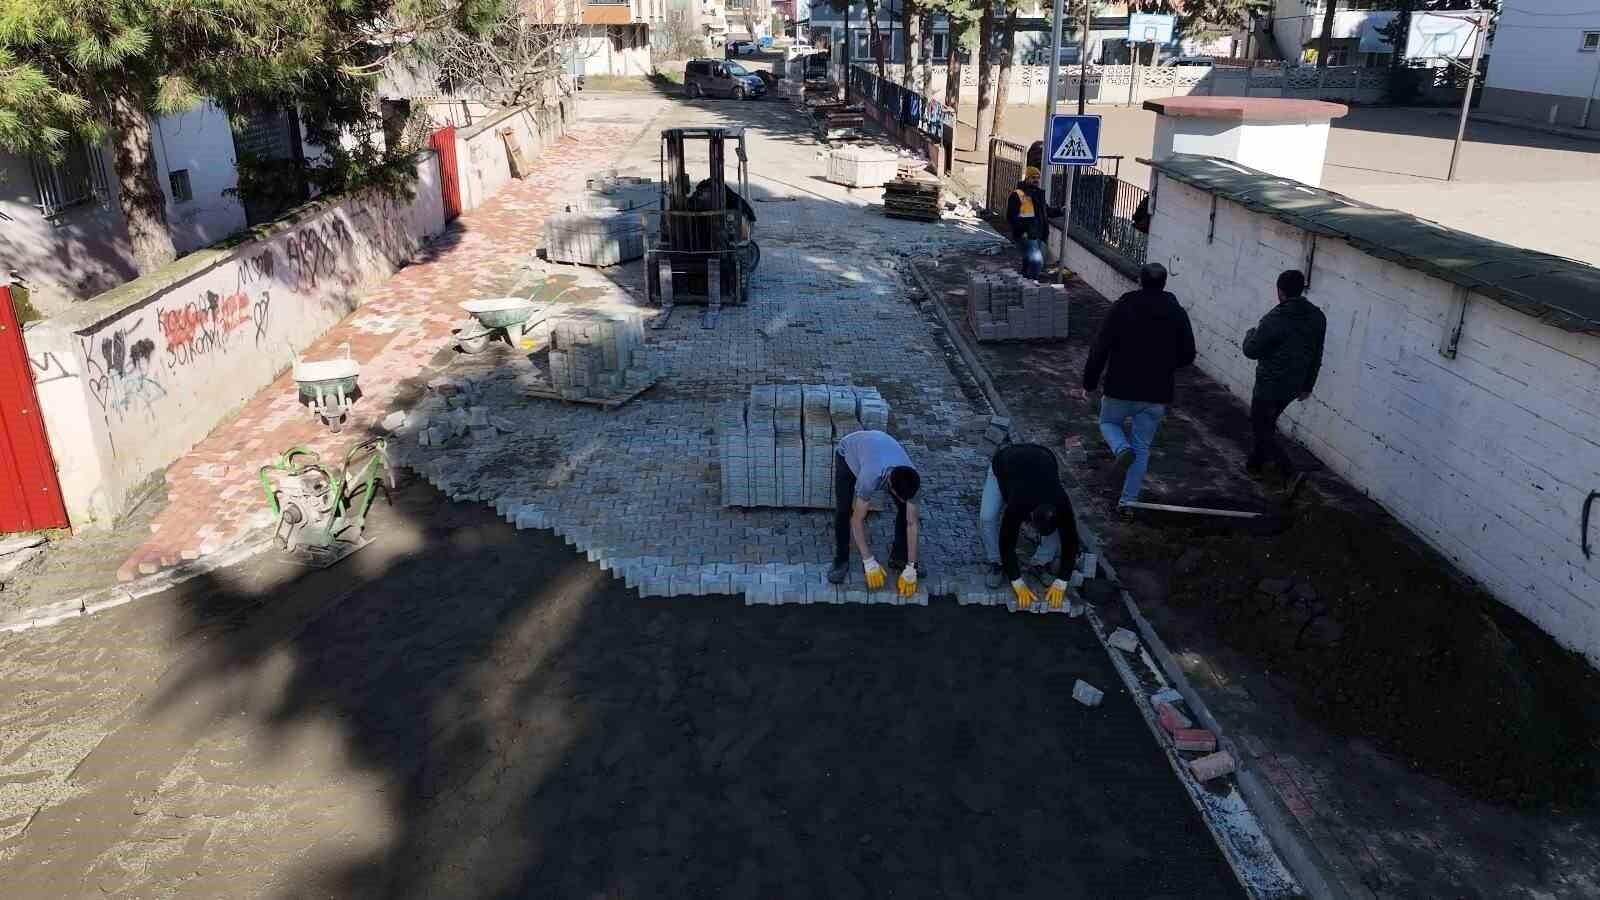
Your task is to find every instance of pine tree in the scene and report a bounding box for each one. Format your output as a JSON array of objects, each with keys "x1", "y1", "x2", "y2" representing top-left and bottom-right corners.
[{"x1": 0, "y1": 1, "x2": 502, "y2": 275}]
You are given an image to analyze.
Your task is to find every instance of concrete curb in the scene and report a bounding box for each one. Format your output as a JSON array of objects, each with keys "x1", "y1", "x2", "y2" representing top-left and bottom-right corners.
[
  {"x1": 0, "y1": 537, "x2": 273, "y2": 636},
  {"x1": 908, "y1": 257, "x2": 1314, "y2": 900}
]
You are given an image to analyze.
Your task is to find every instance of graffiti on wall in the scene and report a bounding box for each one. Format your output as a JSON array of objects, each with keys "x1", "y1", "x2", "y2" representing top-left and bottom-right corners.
[
  {"x1": 27, "y1": 351, "x2": 76, "y2": 386},
  {"x1": 80, "y1": 318, "x2": 167, "y2": 432},
  {"x1": 284, "y1": 217, "x2": 354, "y2": 293}
]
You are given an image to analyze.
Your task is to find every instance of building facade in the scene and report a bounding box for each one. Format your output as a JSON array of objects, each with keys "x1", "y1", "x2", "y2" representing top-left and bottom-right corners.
[{"x1": 1481, "y1": 0, "x2": 1600, "y2": 131}]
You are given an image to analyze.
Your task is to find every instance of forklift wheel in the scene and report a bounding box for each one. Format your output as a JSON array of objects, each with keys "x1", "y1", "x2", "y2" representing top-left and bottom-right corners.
[{"x1": 739, "y1": 241, "x2": 761, "y2": 273}]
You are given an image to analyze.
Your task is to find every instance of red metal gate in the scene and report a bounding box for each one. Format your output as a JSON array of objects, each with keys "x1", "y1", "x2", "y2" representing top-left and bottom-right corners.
[
  {"x1": 0, "y1": 286, "x2": 70, "y2": 533},
  {"x1": 429, "y1": 126, "x2": 462, "y2": 222}
]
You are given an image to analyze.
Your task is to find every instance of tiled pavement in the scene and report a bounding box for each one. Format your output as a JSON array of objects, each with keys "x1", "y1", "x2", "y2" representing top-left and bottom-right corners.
[
  {"x1": 393, "y1": 100, "x2": 1082, "y2": 610},
  {"x1": 116, "y1": 120, "x2": 647, "y2": 582}
]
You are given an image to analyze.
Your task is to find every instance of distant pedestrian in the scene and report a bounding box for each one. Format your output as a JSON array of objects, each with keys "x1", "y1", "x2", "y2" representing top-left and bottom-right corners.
[
  {"x1": 1005, "y1": 167, "x2": 1058, "y2": 279},
  {"x1": 828, "y1": 430, "x2": 922, "y2": 599},
  {"x1": 1242, "y1": 269, "x2": 1327, "y2": 480},
  {"x1": 1081, "y1": 262, "x2": 1197, "y2": 515},
  {"x1": 977, "y1": 443, "x2": 1082, "y2": 609}
]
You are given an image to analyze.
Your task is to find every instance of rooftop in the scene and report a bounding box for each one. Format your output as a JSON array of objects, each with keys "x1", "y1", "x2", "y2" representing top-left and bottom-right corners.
[
  {"x1": 1143, "y1": 96, "x2": 1349, "y2": 123},
  {"x1": 1142, "y1": 154, "x2": 1600, "y2": 335}
]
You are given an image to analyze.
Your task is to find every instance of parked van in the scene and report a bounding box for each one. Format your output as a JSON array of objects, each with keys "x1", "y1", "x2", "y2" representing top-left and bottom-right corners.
[{"x1": 684, "y1": 59, "x2": 768, "y2": 100}]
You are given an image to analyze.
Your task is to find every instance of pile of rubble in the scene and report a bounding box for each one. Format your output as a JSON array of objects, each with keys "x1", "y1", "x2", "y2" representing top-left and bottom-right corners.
[
  {"x1": 720, "y1": 385, "x2": 889, "y2": 509},
  {"x1": 967, "y1": 271, "x2": 1069, "y2": 341}
]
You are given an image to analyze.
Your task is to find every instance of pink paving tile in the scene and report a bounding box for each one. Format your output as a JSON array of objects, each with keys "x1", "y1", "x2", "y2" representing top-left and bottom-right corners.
[{"x1": 120, "y1": 125, "x2": 640, "y2": 577}]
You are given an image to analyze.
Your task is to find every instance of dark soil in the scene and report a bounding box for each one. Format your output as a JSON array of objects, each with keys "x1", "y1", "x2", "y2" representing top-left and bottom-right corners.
[
  {"x1": 918, "y1": 247, "x2": 1600, "y2": 809},
  {"x1": 1126, "y1": 500, "x2": 1600, "y2": 808}
]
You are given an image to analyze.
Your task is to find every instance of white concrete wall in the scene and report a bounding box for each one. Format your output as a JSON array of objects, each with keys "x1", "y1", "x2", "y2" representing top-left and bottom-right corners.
[
  {"x1": 576, "y1": 31, "x2": 656, "y2": 76},
  {"x1": 152, "y1": 102, "x2": 250, "y2": 253},
  {"x1": 1148, "y1": 174, "x2": 1600, "y2": 665},
  {"x1": 25, "y1": 154, "x2": 448, "y2": 528},
  {"x1": 0, "y1": 146, "x2": 138, "y2": 305},
  {"x1": 1234, "y1": 121, "x2": 1330, "y2": 187},
  {"x1": 1486, "y1": 1, "x2": 1600, "y2": 98},
  {"x1": 454, "y1": 101, "x2": 571, "y2": 214}
]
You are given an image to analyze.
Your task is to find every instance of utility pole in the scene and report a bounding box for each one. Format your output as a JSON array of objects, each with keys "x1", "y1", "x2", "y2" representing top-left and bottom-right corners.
[
  {"x1": 1446, "y1": 10, "x2": 1487, "y2": 182},
  {"x1": 1041, "y1": 0, "x2": 1067, "y2": 211},
  {"x1": 1077, "y1": 0, "x2": 1091, "y2": 114}
]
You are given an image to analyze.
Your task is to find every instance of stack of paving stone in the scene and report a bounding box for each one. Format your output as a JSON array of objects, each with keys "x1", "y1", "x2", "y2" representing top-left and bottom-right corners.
[
  {"x1": 967, "y1": 271, "x2": 1070, "y2": 341},
  {"x1": 542, "y1": 209, "x2": 646, "y2": 267},
  {"x1": 826, "y1": 146, "x2": 899, "y2": 188},
  {"x1": 543, "y1": 311, "x2": 656, "y2": 400},
  {"x1": 882, "y1": 174, "x2": 942, "y2": 222},
  {"x1": 721, "y1": 384, "x2": 890, "y2": 509}
]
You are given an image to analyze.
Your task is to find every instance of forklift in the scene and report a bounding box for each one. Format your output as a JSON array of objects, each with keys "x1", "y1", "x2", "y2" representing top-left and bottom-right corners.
[{"x1": 646, "y1": 127, "x2": 760, "y2": 329}]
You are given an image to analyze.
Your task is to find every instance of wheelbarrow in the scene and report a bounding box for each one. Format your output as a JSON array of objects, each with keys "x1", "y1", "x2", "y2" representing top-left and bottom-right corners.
[
  {"x1": 458, "y1": 297, "x2": 545, "y2": 354},
  {"x1": 293, "y1": 343, "x2": 360, "y2": 432}
]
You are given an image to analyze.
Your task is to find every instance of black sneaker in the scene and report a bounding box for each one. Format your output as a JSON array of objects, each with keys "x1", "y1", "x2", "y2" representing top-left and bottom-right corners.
[
  {"x1": 827, "y1": 560, "x2": 848, "y2": 584},
  {"x1": 1105, "y1": 447, "x2": 1135, "y2": 485},
  {"x1": 985, "y1": 563, "x2": 1005, "y2": 589}
]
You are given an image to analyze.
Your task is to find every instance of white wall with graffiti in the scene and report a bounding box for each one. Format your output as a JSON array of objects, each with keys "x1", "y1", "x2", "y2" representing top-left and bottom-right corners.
[{"x1": 24, "y1": 152, "x2": 447, "y2": 528}]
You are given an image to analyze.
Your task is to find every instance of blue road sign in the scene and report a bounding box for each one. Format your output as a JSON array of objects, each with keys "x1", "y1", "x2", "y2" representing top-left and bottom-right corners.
[{"x1": 1047, "y1": 114, "x2": 1101, "y2": 166}]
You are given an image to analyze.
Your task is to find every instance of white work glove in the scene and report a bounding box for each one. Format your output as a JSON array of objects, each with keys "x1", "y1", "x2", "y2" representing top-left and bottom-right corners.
[
  {"x1": 862, "y1": 557, "x2": 886, "y2": 590},
  {"x1": 1046, "y1": 579, "x2": 1068, "y2": 610},
  {"x1": 897, "y1": 563, "x2": 918, "y2": 598},
  {"x1": 1011, "y1": 578, "x2": 1036, "y2": 609}
]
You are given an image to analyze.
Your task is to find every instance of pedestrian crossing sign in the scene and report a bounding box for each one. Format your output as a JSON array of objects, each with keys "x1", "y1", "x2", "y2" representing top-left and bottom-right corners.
[{"x1": 1048, "y1": 114, "x2": 1101, "y2": 166}]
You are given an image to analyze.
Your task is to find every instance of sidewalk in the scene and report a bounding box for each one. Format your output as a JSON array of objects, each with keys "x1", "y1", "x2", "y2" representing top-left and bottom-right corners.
[
  {"x1": 915, "y1": 246, "x2": 1600, "y2": 899},
  {"x1": 113, "y1": 116, "x2": 654, "y2": 583}
]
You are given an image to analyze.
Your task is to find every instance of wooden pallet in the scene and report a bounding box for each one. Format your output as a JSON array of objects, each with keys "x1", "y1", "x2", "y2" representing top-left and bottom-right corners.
[{"x1": 524, "y1": 377, "x2": 659, "y2": 410}]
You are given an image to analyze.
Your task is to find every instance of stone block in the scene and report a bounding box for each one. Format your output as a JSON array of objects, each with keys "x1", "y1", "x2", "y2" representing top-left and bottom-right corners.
[
  {"x1": 1072, "y1": 680, "x2": 1104, "y2": 708},
  {"x1": 1190, "y1": 751, "x2": 1236, "y2": 782},
  {"x1": 1107, "y1": 627, "x2": 1140, "y2": 653},
  {"x1": 382, "y1": 411, "x2": 408, "y2": 432},
  {"x1": 1150, "y1": 687, "x2": 1184, "y2": 707}
]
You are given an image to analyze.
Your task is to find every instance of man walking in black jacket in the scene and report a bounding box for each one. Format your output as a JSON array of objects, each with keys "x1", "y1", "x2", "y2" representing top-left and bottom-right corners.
[
  {"x1": 978, "y1": 443, "x2": 1082, "y2": 608},
  {"x1": 1243, "y1": 270, "x2": 1327, "y2": 478},
  {"x1": 1082, "y1": 263, "x2": 1197, "y2": 512}
]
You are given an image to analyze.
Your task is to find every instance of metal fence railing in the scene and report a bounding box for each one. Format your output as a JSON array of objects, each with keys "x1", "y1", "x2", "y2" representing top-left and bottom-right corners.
[
  {"x1": 986, "y1": 138, "x2": 1148, "y2": 268},
  {"x1": 849, "y1": 66, "x2": 956, "y2": 172},
  {"x1": 1067, "y1": 166, "x2": 1149, "y2": 267}
]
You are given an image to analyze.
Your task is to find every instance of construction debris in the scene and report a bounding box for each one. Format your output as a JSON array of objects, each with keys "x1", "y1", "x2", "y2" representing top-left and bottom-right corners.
[
  {"x1": 811, "y1": 103, "x2": 864, "y2": 140},
  {"x1": 882, "y1": 174, "x2": 942, "y2": 222},
  {"x1": 968, "y1": 271, "x2": 1069, "y2": 341},
  {"x1": 720, "y1": 385, "x2": 890, "y2": 509},
  {"x1": 1108, "y1": 627, "x2": 1141, "y2": 653},
  {"x1": 1072, "y1": 679, "x2": 1105, "y2": 708}
]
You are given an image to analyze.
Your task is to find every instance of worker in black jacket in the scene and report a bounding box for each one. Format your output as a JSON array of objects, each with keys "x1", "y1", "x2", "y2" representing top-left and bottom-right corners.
[
  {"x1": 1242, "y1": 269, "x2": 1327, "y2": 478},
  {"x1": 1005, "y1": 167, "x2": 1050, "y2": 246},
  {"x1": 978, "y1": 443, "x2": 1082, "y2": 609},
  {"x1": 1081, "y1": 262, "x2": 1197, "y2": 514}
]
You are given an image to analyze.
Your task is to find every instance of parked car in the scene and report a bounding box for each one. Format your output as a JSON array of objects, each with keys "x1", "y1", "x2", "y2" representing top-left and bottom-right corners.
[
  {"x1": 684, "y1": 59, "x2": 767, "y2": 100},
  {"x1": 726, "y1": 40, "x2": 758, "y2": 57}
]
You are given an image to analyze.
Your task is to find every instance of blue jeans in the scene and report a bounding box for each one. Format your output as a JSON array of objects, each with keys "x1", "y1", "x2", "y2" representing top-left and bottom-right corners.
[
  {"x1": 1099, "y1": 397, "x2": 1167, "y2": 506},
  {"x1": 978, "y1": 467, "x2": 1061, "y2": 567}
]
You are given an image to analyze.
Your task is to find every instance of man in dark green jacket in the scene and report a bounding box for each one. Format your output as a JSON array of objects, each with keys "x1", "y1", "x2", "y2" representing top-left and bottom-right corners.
[{"x1": 1242, "y1": 270, "x2": 1327, "y2": 477}]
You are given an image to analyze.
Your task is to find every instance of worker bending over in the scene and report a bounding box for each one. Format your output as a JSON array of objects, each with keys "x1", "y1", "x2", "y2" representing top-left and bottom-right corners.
[
  {"x1": 979, "y1": 443, "x2": 1081, "y2": 609},
  {"x1": 829, "y1": 430, "x2": 922, "y2": 599}
]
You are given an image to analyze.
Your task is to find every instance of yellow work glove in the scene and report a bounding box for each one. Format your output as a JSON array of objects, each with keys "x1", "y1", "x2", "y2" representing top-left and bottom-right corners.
[
  {"x1": 1046, "y1": 579, "x2": 1068, "y2": 610},
  {"x1": 863, "y1": 557, "x2": 886, "y2": 590},
  {"x1": 897, "y1": 563, "x2": 918, "y2": 598},
  {"x1": 1011, "y1": 579, "x2": 1036, "y2": 610}
]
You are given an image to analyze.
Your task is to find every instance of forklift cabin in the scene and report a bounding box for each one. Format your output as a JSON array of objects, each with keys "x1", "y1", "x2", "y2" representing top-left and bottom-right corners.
[{"x1": 646, "y1": 127, "x2": 759, "y2": 329}]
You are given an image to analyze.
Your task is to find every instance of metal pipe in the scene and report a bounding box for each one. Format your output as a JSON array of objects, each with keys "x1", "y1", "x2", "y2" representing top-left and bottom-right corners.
[
  {"x1": 1447, "y1": 11, "x2": 1487, "y2": 182},
  {"x1": 1582, "y1": 39, "x2": 1600, "y2": 129}
]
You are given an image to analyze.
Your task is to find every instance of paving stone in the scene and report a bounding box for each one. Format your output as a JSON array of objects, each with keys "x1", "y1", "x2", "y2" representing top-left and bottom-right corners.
[
  {"x1": 1190, "y1": 751, "x2": 1237, "y2": 782},
  {"x1": 1107, "y1": 627, "x2": 1140, "y2": 653},
  {"x1": 1072, "y1": 680, "x2": 1104, "y2": 708}
]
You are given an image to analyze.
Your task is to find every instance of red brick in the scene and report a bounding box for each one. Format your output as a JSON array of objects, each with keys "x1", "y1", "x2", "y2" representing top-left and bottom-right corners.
[
  {"x1": 1157, "y1": 701, "x2": 1193, "y2": 735},
  {"x1": 1173, "y1": 728, "x2": 1217, "y2": 753}
]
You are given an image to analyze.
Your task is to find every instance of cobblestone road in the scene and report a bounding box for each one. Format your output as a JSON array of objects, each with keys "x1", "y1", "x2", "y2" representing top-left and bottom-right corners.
[{"x1": 400, "y1": 99, "x2": 1073, "y2": 610}]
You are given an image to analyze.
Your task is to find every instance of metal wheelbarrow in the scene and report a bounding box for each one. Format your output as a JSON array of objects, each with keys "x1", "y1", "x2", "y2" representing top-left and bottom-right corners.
[
  {"x1": 458, "y1": 297, "x2": 545, "y2": 354},
  {"x1": 293, "y1": 343, "x2": 360, "y2": 432}
]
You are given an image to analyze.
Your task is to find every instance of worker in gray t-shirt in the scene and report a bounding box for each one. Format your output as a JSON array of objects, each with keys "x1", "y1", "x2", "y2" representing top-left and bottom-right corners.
[{"x1": 829, "y1": 430, "x2": 922, "y2": 597}]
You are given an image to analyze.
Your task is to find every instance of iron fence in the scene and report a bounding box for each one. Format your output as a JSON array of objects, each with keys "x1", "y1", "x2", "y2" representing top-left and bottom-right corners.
[
  {"x1": 986, "y1": 138, "x2": 1148, "y2": 268},
  {"x1": 849, "y1": 66, "x2": 955, "y2": 170}
]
